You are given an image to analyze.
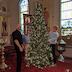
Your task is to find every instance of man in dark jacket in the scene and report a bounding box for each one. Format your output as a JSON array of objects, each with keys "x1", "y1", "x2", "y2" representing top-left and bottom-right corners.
[{"x1": 12, "y1": 24, "x2": 23, "y2": 72}]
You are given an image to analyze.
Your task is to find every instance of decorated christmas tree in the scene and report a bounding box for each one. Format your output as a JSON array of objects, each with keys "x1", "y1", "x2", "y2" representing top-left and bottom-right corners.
[{"x1": 27, "y1": 2, "x2": 52, "y2": 68}]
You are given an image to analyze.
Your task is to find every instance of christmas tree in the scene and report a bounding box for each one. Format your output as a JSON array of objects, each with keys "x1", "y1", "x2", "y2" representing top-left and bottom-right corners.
[{"x1": 27, "y1": 2, "x2": 52, "y2": 68}]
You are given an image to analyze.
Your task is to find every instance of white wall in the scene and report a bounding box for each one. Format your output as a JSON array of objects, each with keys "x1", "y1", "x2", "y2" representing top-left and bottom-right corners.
[{"x1": 7, "y1": 0, "x2": 19, "y2": 34}]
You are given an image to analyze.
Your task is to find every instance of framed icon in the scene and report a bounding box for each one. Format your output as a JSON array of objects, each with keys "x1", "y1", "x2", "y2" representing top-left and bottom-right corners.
[{"x1": 23, "y1": 14, "x2": 31, "y2": 35}]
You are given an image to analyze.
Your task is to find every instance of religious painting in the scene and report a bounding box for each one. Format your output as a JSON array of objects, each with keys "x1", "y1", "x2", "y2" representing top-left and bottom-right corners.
[
  {"x1": 23, "y1": 14, "x2": 31, "y2": 35},
  {"x1": 1, "y1": 17, "x2": 8, "y2": 36},
  {"x1": 44, "y1": 8, "x2": 50, "y2": 32}
]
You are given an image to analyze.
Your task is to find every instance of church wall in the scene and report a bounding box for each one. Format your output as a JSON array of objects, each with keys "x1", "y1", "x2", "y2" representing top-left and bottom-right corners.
[{"x1": 7, "y1": 0, "x2": 19, "y2": 34}]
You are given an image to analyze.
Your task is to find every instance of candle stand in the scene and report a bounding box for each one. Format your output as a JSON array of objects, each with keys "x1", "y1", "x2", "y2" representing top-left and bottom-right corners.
[
  {"x1": 0, "y1": 38, "x2": 8, "y2": 70},
  {"x1": 57, "y1": 44, "x2": 66, "y2": 62}
]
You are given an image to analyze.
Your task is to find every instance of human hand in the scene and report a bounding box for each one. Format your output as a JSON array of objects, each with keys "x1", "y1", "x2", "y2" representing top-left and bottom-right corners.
[{"x1": 19, "y1": 47, "x2": 23, "y2": 52}]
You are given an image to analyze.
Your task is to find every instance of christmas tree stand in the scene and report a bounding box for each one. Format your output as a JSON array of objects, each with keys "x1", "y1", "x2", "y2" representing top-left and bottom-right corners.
[{"x1": 0, "y1": 38, "x2": 8, "y2": 70}]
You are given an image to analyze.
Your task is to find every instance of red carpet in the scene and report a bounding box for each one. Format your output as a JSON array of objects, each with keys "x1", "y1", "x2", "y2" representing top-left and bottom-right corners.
[{"x1": 0, "y1": 53, "x2": 72, "y2": 72}]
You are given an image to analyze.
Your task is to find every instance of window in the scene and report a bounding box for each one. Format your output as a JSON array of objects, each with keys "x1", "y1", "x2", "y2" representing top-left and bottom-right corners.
[
  {"x1": 61, "y1": 0, "x2": 72, "y2": 36},
  {"x1": 19, "y1": 0, "x2": 29, "y2": 33}
]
